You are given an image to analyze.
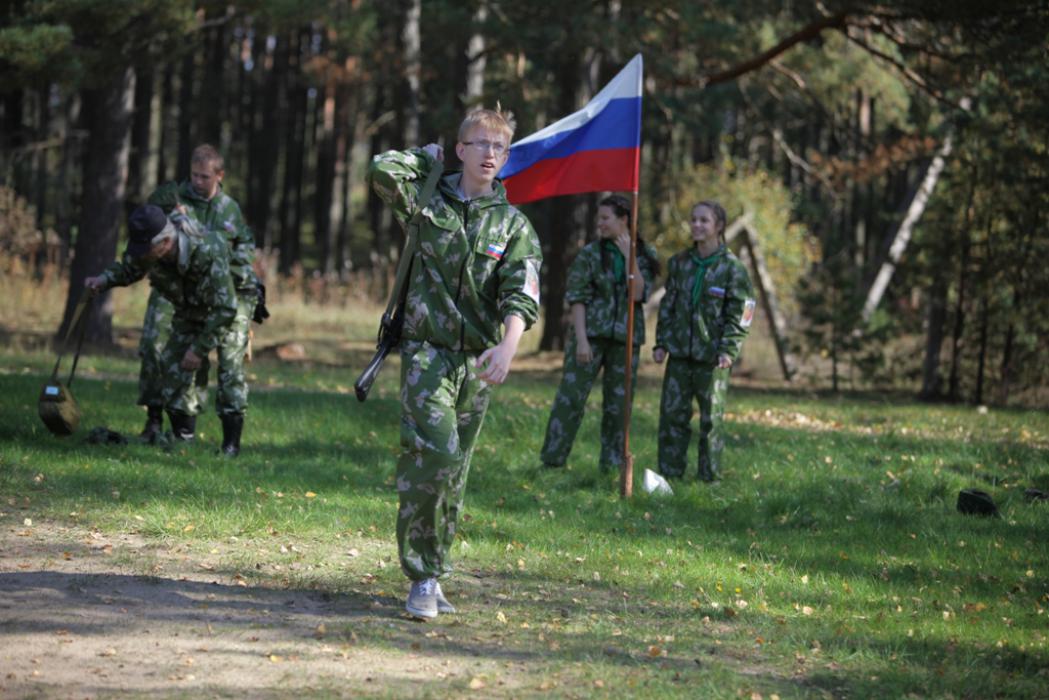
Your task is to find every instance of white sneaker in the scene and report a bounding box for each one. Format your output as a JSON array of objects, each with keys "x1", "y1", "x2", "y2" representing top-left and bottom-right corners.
[
  {"x1": 435, "y1": 582, "x2": 456, "y2": 614},
  {"x1": 406, "y1": 578, "x2": 438, "y2": 619}
]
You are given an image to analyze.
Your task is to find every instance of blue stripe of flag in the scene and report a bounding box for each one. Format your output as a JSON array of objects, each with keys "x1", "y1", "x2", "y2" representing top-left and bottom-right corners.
[{"x1": 500, "y1": 97, "x2": 641, "y2": 180}]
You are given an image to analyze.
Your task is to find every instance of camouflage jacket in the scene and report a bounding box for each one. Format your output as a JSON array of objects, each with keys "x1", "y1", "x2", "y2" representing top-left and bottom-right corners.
[
  {"x1": 565, "y1": 239, "x2": 658, "y2": 346},
  {"x1": 148, "y1": 181, "x2": 257, "y2": 293},
  {"x1": 655, "y1": 245, "x2": 755, "y2": 363},
  {"x1": 100, "y1": 214, "x2": 237, "y2": 356},
  {"x1": 368, "y1": 148, "x2": 543, "y2": 351}
]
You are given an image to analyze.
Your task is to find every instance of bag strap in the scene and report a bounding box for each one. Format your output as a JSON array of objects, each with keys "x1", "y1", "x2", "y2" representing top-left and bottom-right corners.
[
  {"x1": 50, "y1": 293, "x2": 91, "y2": 387},
  {"x1": 382, "y1": 161, "x2": 445, "y2": 320}
]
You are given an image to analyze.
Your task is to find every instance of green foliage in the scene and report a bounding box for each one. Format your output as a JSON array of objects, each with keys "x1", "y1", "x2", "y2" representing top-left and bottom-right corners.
[
  {"x1": 648, "y1": 162, "x2": 818, "y2": 319},
  {"x1": 0, "y1": 23, "x2": 72, "y2": 84},
  {"x1": 0, "y1": 0, "x2": 195, "y2": 88},
  {"x1": 789, "y1": 31, "x2": 913, "y2": 133}
]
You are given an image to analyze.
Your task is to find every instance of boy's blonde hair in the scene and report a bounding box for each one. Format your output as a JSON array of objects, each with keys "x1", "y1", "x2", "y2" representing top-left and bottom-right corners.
[
  {"x1": 191, "y1": 143, "x2": 225, "y2": 173},
  {"x1": 457, "y1": 106, "x2": 516, "y2": 144}
]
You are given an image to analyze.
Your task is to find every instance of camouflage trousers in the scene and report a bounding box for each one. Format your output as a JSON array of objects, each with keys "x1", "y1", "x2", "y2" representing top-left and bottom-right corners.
[
  {"x1": 213, "y1": 292, "x2": 256, "y2": 417},
  {"x1": 137, "y1": 289, "x2": 178, "y2": 408},
  {"x1": 540, "y1": 336, "x2": 639, "y2": 472},
  {"x1": 159, "y1": 316, "x2": 216, "y2": 416},
  {"x1": 140, "y1": 290, "x2": 254, "y2": 416},
  {"x1": 396, "y1": 341, "x2": 492, "y2": 581},
  {"x1": 139, "y1": 289, "x2": 208, "y2": 411},
  {"x1": 657, "y1": 357, "x2": 730, "y2": 481}
]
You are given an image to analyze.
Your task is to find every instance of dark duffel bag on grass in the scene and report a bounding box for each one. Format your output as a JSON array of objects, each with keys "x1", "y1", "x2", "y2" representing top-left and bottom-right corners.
[
  {"x1": 957, "y1": 488, "x2": 999, "y2": 518},
  {"x1": 38, "y1": 381, "x2": 81, "y2": 436},
  {"x1": 39, "y1": 294, "x2": 90, "y2": 437}
]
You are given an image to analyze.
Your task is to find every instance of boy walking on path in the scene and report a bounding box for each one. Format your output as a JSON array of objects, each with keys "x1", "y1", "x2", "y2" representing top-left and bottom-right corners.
[{"x1": 368, "y1": 108, "x2": 543, "y2": 619}]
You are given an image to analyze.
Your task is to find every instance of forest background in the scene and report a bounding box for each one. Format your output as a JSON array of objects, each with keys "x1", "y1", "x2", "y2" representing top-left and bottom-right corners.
[{"x1": 1, "y1": 0, "x2": 1047, "y2": 406}]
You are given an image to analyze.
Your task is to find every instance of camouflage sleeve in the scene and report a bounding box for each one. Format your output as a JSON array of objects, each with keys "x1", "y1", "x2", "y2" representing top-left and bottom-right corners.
[
  {"x1": 638, "y1": 242, "x2": 659, "y2": 303},
  {"x1": 496, "y1": 214, "x2": 543, "y2": 329},
  {"x1": 564, "y1": 245, "x2": 594, "y2": 306},
  {"x1": 717, "y1": 258, "x2": 755, "y2": 361},
  {"x1": 655, "y1": 255, "x2": 679, "y2": 350},
  {"x1": 146, "y1": 181, "x2": 181, "y2": 214},
  {"x1": 366, "y1": 148, "x2": 436, "y2": 230},
  {"x1": 99, "y1": 251, "x2": 148, "y2": 289},
  {"x1": 190, "y1": 249, "x2": 238, "y2": 357},
  {"x1": 221, "y1": 201, "x2": 258, "y2": 288}
]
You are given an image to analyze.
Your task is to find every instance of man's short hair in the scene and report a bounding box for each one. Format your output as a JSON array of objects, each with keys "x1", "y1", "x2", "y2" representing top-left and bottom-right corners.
[
  {"x1": 457, "y1": 107, "x2": 516, "y2": 144},
  {"x1": 191, "y1": 144, "x2": 224, "y2": 173}
]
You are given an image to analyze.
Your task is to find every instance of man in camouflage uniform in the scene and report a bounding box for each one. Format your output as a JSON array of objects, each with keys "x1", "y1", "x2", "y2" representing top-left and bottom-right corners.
[
  {"x1": 540, "y1": 195, "x2": 659, "y2": 473},
  {"x1": 142, "y1": 144, "x2": 258, "y2": 456},
  {"x1": 85, "y1": 205, "x2": 237, "y2": 441},
  {"x1": 368, "y1": 108, "x2": 542, "y2": 620},
  {"x1": 653, "y1": 200, "x2": 755, "y2": 482}
]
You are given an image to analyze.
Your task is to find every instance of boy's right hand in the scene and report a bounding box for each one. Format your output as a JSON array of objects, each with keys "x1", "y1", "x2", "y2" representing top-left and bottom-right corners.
[
  {"x1": 652, "y1": 347, "x2": 667, "y2": 364},
  {"x1": 575, "y1": 338, "x2": 593, "y2": 364},
  {"x1": 422, "y1": 143, "x2": 444, "y2": 162},
  {"x1": 84, "y1": 276, "x2": 105, "y2": 294}
]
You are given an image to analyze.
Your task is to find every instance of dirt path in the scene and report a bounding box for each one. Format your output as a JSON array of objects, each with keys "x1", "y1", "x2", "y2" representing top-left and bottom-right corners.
[{"x1": 0, "y1": 522, "x2": 532, "y2": 698}]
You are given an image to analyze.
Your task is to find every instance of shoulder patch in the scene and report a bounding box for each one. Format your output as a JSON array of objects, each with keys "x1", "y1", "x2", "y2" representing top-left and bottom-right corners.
[
  {"x1": 524, "y1": 260, "x2": 541, "y2": 305},
  {"x1": 740, "y1": 299, "x2": 756, "y2": 328}
]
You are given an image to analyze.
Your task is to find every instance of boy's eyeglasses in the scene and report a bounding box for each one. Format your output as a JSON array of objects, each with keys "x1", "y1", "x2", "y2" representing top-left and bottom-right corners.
[{"x1": 461, "y1": 140, "x2": 508, "y2": 155}]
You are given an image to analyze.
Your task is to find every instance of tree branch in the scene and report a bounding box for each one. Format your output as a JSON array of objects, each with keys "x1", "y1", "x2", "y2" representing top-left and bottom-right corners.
[
  {"x1": 675, "y1": 12, "x2": 851, "y2": 88},
  {"x1": 842, "y1": 28, "x2": 958, "y2": 107}
]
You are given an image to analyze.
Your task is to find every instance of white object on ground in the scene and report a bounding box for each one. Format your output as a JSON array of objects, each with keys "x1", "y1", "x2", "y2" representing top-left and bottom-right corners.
[{"x1": 642, "y1": 469, "x2": 673, "y2": 496}]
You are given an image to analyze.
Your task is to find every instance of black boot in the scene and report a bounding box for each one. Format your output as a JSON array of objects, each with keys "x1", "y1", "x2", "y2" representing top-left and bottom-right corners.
[
  {"x1": 220, "y1": 413, "x2": 244, "y2": 457},
  {"x1": 140, "y1": 406, "x2": 164, "y2": 440},
  {"x1": 167, "y1": 411, "x2": 196, "y2": 442}
]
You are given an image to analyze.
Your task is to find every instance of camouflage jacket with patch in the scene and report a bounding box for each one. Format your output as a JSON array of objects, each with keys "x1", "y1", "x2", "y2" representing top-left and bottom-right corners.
[
  {"x1": 149, "y1": 181, "x2": 257, "y2": 293},
  {"x1": 368, "y1": 148, "x2": 543, "y2": 351},
  {"x1": 655, "y1": 245, "x2": 755, "y2": 363},
  {"x1": 100, "y1": 214, "x2": 238, "y2": 356},
  {"x1": 565, "y1": 239, "x2": 658, "y2": 346}
]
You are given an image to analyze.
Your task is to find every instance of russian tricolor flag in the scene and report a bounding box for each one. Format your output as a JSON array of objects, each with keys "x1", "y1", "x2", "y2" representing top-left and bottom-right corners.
[{"x1": 501, "y1": 54, "x2": 642, "y2": 205}]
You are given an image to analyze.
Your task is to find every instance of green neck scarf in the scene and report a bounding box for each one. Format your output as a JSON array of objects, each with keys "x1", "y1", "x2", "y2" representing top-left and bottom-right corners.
[
  {"x1": 690, "y1": 247, "x2": 722, "y2": 304},
  {"x1": 603, "y1": 240, "x2": 625, "y2": 283}
]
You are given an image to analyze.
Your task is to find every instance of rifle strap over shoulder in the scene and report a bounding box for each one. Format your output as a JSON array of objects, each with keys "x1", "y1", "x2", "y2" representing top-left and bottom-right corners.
[{"x1": 383, "y1": 161, "x2": 445, "y2": 319}]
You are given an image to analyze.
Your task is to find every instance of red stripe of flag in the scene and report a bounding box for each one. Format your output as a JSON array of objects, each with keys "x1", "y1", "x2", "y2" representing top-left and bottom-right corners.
[{"x1": 503, "y1": 148, "x2": 639, "y2": 205}]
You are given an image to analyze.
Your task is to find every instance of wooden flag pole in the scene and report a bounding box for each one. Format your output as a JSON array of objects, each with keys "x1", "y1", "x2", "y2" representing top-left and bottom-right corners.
[{"x1": 620, "y1": 191, "x2": 640, "y2": 498}]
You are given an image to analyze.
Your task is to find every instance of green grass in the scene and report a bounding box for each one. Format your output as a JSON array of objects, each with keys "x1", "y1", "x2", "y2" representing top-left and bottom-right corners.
[
  {"x1": 2, "y1": 272, "x2": 1049, "y2": 696},
  {"x1": 2, "y1": 314, "x2": 1048, "y2": 697}
]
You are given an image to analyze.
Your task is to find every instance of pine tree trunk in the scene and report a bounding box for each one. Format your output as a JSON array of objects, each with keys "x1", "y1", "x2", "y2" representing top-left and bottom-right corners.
[
  {"x1": 127, "y1": 63, "x2": 154, "y2": 209},
  {"x1": 176, "y1": 53, "x2": 195, "y2": 180},
  {"x1": 34, "y1": 84, "x2": 51, "y2": 237},
  {"x1": 974, "y1": 298, "x2": 988, "y2": 405},
  {"x1": 315, "y1": 63, "x2": 338, "y2": 275},
  {"x1": 58, "y1": 67, "x2": 135, "y2": 345},
  {"x1": 920, "y1": 275, "x2": 947, "y2": 399},
  {"x1": 333, "y1": 76, "x2": 358, "y2": 277},
  {"x1": 156, "y1": 63, "x2": 175, "y2": 185},
  {"x1": 248, "y1": 29, "x2": 284, "y2": 251},
  {"x1": 400, "y1": 0, "x2": 421, "y2": 146},
  {"x1": 200, "y1": 18, "x2": 227, "y2": 146},
  {"x1": 278, "y1": 31, "x2": 306, "y2": 274}
]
